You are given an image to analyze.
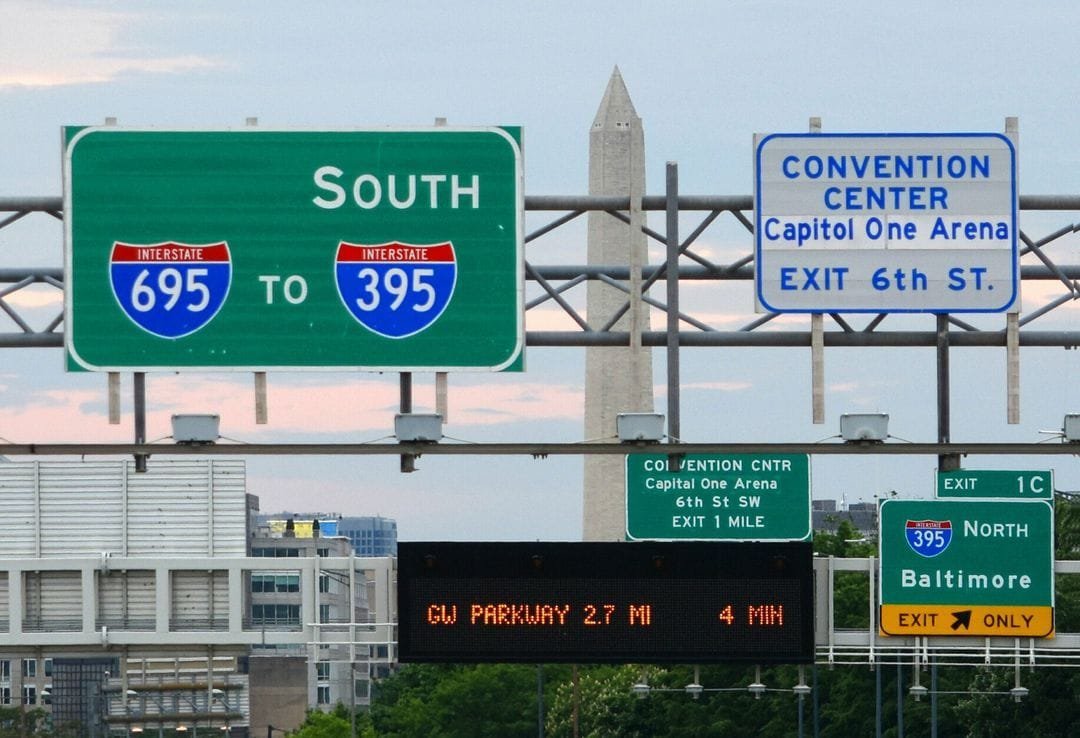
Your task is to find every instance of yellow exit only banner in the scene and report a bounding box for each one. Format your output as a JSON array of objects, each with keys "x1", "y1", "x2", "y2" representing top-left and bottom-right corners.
[{"x1": 879, "y1": 605, "x2": 1054, "y2": 637}]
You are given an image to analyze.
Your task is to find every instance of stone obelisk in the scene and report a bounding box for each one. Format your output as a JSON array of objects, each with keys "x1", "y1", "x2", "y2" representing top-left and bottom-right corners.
[{"x1": 583, "y1": 68, "x2": 653, "y2": 541}]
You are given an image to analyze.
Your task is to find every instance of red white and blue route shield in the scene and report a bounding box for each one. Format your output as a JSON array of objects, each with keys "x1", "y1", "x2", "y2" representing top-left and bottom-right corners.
[
  {"x1": 335, "y1": 241, "x2": 457, "y2": 339},
  {"x1": 905, "y1": 519, "x2": 952, "y2": 558},
  {"x1": 109, "y1": 241, "x2": 232, "y2": 339}
]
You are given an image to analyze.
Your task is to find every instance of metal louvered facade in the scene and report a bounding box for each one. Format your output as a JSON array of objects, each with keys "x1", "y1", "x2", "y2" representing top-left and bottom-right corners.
[
  {"x1": 0, "y1": 460, "x2": 247, "y2": 558},
  {"x1": 0, "y1": 461, "x2": 254, "y2": 735},
  {"x1": 0, "y1": 460, "x2": 250, "y2": 640},
  {"x1": 97, "y1": 570, "x2": 156, "y2": 630},
  {"x1": 171, "y1": 570, "x2": 230, "y2": 630},
  {"x1": 0, "y1": 460, "x2": 397, "y2": 736},
  {"x1": 24, "y1": 570, "x2": 82, "y2": 631}
]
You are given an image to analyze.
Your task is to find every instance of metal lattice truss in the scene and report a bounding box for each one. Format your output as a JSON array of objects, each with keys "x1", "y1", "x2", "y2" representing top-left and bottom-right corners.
[
  {"x1": 0, "y1": 197, "x2": 63, "y2": 346},
  {"x1": 522, "y1": 193, "x2": 1079, "y2": 349},
  {"x1": 0, "y1": 193, "x2": 1077, "y2": 348}
]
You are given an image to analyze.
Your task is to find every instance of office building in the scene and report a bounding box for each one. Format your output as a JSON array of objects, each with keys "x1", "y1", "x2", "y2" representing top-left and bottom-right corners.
[
  {"x1": 258, "y1": 513, "x2": 398, "y2": 557},
  {"x1": 248, "y1": 516, "x2": 373, "y2": 721}
]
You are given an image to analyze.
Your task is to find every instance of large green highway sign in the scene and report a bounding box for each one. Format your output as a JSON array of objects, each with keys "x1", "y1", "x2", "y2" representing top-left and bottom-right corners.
[
  {"x1": 625, "y1": 454, "x2": 811, "y2": 541},
  {"x1": 879, "y1": 499, "x2": 1054, "y2": 637},
  {"x1": 64, "y1": 127, "x2": 523, "y2": 371}
]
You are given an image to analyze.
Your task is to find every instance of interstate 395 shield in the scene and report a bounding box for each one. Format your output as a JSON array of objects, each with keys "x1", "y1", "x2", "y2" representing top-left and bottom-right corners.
[{"x1": 334, "y1": 241, "x2": 456, "y2": 339}]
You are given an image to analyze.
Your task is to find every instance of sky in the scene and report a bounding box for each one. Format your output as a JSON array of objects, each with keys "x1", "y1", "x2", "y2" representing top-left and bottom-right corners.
[{"x1": 0, "y1": 0, "x2": 1077, "y2": 542}]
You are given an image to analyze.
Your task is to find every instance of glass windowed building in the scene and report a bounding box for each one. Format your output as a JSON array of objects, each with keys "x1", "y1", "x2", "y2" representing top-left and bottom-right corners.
[{"x1": 258, "y1": 514, "x2": 397, "y2": 557}]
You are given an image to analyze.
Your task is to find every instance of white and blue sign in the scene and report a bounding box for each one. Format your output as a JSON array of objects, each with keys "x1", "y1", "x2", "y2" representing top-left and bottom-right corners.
[
  {"x1": 905, "y1": 519, "x2": 953, "y2": 558},
  {"x1": 109, "y1": 241, "x2": 232, "y2": 339},
  {"x1": 335, "y1": 241, "x2": 457, "y2": 339},
  {"x1": 754, "y1": 132, "x2": 1018, "y2": 313}
]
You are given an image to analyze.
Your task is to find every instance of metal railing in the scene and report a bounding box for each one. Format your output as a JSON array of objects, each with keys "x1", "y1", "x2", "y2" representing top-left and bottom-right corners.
[{"x1": 814, "y1": 556, "x2": 1080, "y2": 668}]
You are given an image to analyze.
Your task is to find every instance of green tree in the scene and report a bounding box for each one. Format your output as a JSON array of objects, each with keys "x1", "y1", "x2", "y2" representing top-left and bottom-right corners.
[
  {"x1": 1054, "y1": 495, "x2": 1080, "y2": 631},
  {"x1": 371, "y1": 664, "x2": 541, "y2": 738},
  {"x1": 0, "y1": 707, "x2": 57, "y2": 738},
  {"x1": 287, "y1": 704, "x2": 375, "y2": 738},
  {"x1": 545, "y1": 664, "x2": 652, "y2": 738},
  {"x1": 814, "y1": 519, "x2": 877, "y2": 629},
  {"x1": 1055, "y1": 495, "x2": 1080, "y2": 559}
]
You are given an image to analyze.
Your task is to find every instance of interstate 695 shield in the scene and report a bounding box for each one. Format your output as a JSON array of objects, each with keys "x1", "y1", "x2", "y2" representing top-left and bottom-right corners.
[{"x1": 109, "y1": 241, "x2": 232, "y2": 339}]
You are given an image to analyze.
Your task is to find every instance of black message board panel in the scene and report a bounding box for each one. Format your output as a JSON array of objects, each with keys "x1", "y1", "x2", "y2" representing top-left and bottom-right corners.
[{"x1": 397, "y1": 541, "x2": 814, "y2": 663}]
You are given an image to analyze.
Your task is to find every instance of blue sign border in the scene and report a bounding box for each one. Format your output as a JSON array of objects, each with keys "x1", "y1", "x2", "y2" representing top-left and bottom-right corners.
[{"x1": 754, "y1": 132, "x2": 1019, "y2": 314}]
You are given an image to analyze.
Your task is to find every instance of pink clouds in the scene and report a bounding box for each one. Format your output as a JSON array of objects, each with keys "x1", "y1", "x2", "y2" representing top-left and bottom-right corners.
[
  {"x1": 0, "y1": 3, "x2": 219, "y2": 89},
  {"x1": 0, "y1": 373, "x2": 585, "y2": 443}
]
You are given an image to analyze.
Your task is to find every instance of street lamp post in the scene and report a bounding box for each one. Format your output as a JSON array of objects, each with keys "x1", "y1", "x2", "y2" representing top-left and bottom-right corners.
[
  {"x1": 127, "y1": 690, "x2": 166, "y2": 738},
  {"x1": 177, "y1": 693, "x2": 203, "y2": 738},
  {"x1": 631, "y1": 667, "x2": 814, "y2": 736},
  {"x1": 211, "y1": 689, "x2": 234, "y2": 736}
]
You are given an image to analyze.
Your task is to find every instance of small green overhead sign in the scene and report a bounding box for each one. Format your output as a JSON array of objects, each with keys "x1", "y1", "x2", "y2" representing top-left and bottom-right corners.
[
  {"x1": 625, "y1": 454, "x2": 811, "y2": 541},
  {"x1": 937, "y1": 469, "x2": 1053, "y2": 499}
]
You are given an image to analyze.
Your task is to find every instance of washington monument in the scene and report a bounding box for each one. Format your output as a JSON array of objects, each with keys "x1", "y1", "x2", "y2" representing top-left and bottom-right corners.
[{"x1": 583, "y1": 68, "x2": 654, "y2": 541}]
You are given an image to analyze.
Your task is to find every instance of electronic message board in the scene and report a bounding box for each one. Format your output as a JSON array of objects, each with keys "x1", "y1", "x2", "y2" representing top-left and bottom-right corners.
[{"x1": 397, "y1": 541, "x2": 814, "y2": 664}]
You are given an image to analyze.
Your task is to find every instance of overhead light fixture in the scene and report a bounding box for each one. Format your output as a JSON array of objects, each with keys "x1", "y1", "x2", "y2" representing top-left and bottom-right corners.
[
  {"x1": 616, "y1": 413, "x2": 665, "y2": 443},
  {"x1": 1063, "y1": 414, "x2": 1080, "y2": 443},
  {"x1": 171, "y1": 414, "x2": 220, "y2": 445},
  {"x1": 394, "y1": 413, "x2": 444, "y2": 443},
  {"x1": 840, "y1": 412, "x2": 889, "y2": 443}
]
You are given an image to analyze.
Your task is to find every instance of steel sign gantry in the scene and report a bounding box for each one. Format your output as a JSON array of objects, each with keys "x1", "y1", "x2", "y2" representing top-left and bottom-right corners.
[
  {"x1": 0, "y1": 187, "x2": 1076, "y2": 462},
  {"x1": 0, "y1": 193, "x2": 1078, "y2": 351}
]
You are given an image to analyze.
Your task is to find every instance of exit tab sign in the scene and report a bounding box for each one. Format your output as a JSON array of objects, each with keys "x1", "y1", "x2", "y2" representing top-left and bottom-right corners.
[{"x1": 937, "y1": 469, "x2": 1053, "y2": 500}]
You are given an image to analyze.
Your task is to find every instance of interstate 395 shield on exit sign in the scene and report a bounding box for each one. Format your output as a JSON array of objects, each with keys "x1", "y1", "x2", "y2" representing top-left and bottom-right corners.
[{"x1": 63, "y1": 127, "x2": 523, "y2": 372}]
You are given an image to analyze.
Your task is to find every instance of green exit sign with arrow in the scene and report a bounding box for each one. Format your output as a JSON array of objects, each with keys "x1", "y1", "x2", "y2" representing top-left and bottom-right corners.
[{"x1": 878, "y1": 499, "x2": 1054, "y2": 637}]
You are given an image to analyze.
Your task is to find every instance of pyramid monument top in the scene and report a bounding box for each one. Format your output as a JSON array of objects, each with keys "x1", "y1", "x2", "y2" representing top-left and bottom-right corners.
[{"x1": 592, "y1": 66, "x2": 640, "y2": 130}]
